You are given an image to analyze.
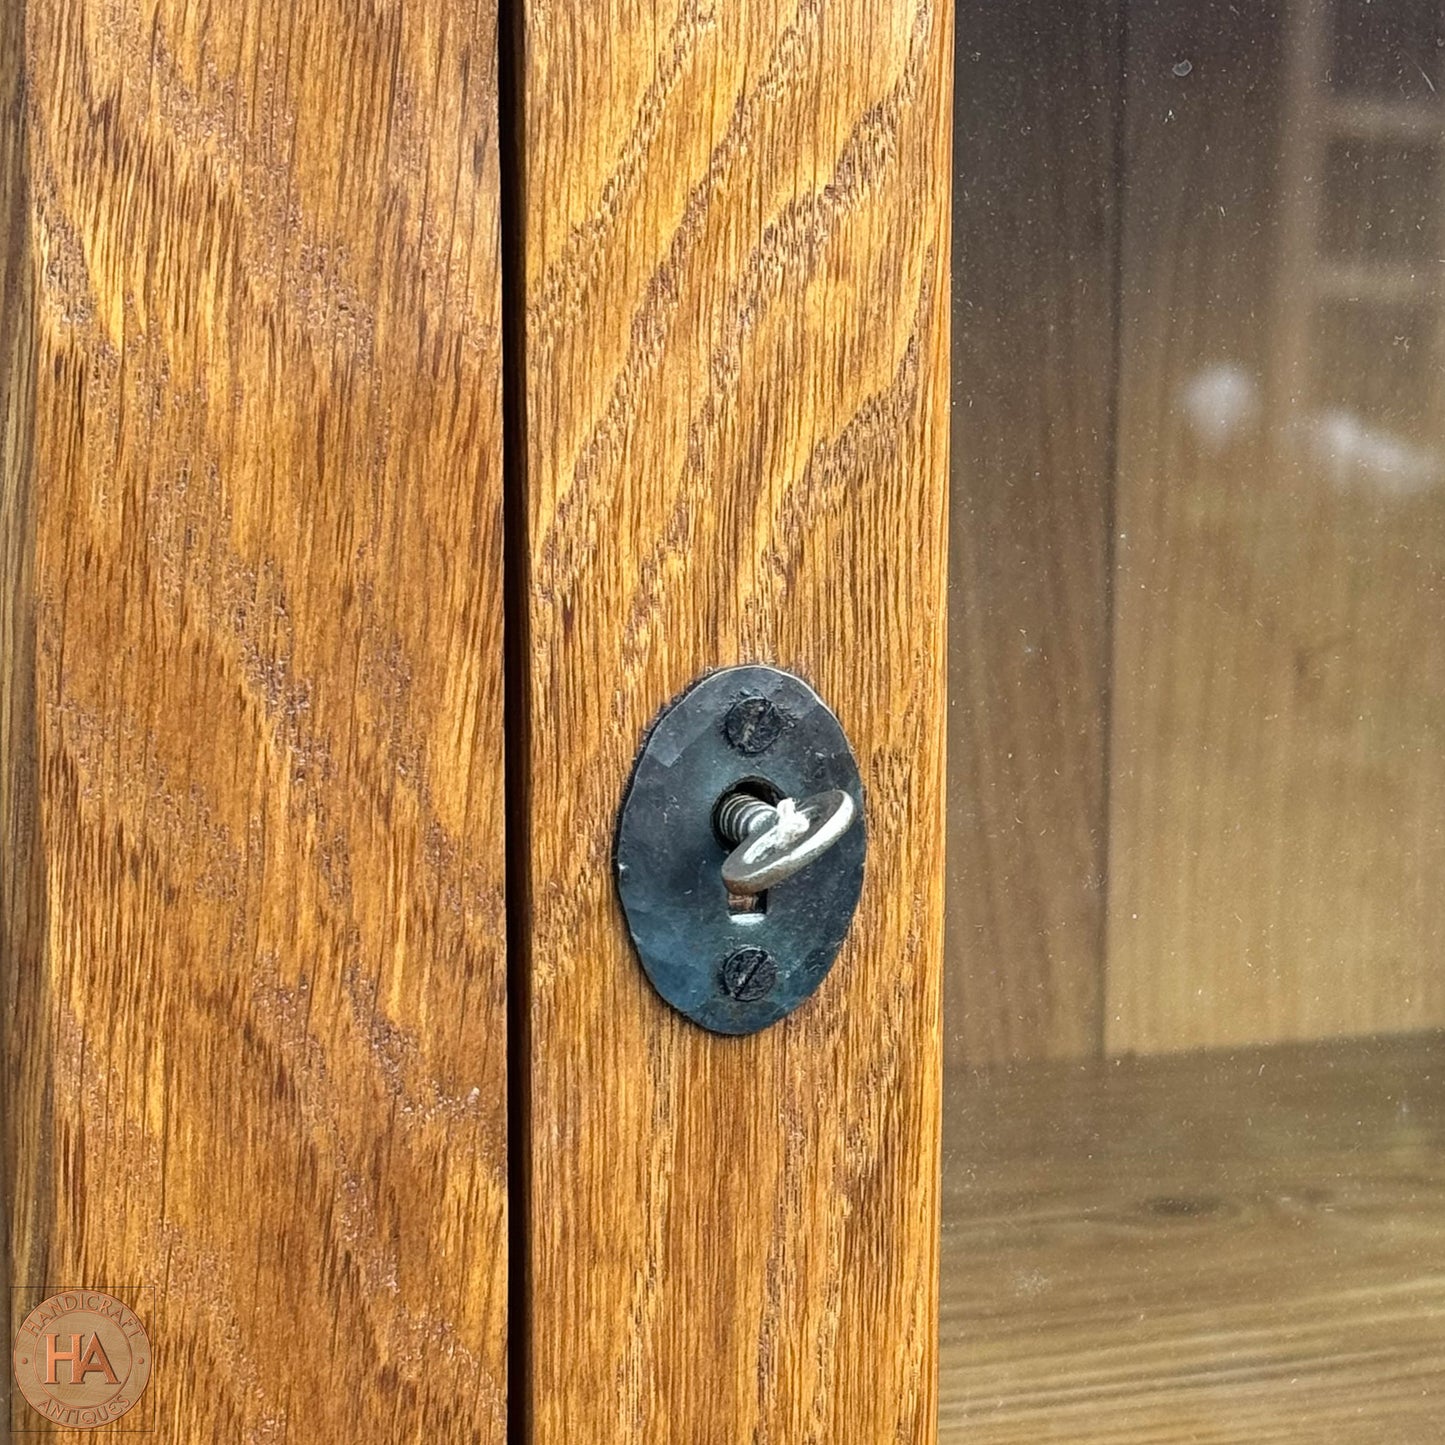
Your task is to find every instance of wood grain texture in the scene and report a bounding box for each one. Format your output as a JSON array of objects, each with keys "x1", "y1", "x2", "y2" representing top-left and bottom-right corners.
[
  {"x1": 1, "y1": 0, "x2": 509, "y2": 1437},
  {"x1": 513, "y1": 1, "x2": 951, "y2": 1440},
  {"x1": 0, "y1": 7, "x2": 39, "y2": 1425},
  {"x1": 1106, "y1": 1, "x2": 1445, "y2": 1053},
  {"x1": 941, "y1": 1034, "x2": 1445, "y2": 1443},
  {"x1": 947, "y1": 0, "x2": 1119, "y2": 1069}
]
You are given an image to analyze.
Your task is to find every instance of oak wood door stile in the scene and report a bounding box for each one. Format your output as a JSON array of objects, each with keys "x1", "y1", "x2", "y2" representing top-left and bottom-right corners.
[
  {"x1": 2, "y1": 0, "x2": 510, "y2": 1437},
  {"x1": 512, "y1": 2, "x2": 952, "y2": 1441}
]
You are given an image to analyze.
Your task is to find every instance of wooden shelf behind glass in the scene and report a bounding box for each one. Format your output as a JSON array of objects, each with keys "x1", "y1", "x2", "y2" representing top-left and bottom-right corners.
[{"x1": 941, "y1": 1034, "x2": 1445, "y2": 1442}]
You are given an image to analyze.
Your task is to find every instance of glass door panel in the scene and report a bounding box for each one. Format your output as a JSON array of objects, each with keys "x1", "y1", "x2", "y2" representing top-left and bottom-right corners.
[{"x1": 945, "y1": 2, "x2": 1445, "y2": 1438}]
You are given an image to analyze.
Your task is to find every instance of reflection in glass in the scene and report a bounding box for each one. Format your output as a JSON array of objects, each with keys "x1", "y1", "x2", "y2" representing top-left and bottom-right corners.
[{"x1": 945, "y1": 1, "x2": 1445, "y2": 1439}]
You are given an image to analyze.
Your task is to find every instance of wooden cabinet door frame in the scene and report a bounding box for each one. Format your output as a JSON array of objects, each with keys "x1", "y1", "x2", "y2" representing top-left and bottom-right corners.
[{"x1": 3, "y1": 1, "x2": 952, "y2": 1440}]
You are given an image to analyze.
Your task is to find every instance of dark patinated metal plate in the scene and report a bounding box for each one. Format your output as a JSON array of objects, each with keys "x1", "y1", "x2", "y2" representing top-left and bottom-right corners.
[{"x1": 615, "y1": 665, "x2": 866, "y2": 1036}]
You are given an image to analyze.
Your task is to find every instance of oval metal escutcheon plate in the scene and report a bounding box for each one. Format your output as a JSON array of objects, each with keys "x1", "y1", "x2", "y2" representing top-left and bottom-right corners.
[{"x1": 614, "y1": 665, "x2": 866, "y2": 1035}]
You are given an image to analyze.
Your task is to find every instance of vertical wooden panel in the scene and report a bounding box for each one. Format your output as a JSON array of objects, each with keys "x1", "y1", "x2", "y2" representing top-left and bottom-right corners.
[
  {"x1": 947, "y1": 0, "x2": 1120, "y2": 1067},
  {"x1": 514, "y1": 1, "x2": 951, "y2": 1440},
  {"x1": 2, "y1": 0, "x2": 509, "y2": 1437},
  {"x1": 0, "y1": 4, "x2": 40, "y2": 1401},
  {"x1": 1108, "y1": 0, "x2": 1445, "y2": 1053}
]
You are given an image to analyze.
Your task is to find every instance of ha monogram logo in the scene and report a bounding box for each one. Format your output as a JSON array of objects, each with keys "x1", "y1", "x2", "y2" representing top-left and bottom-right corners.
[{"x1": 11, "y1": 1290, "x2": 152, "y2": 1430}]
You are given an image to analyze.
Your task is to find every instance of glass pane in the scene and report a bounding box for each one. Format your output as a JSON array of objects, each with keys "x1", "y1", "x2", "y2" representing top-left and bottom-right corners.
[{"x1": 945, "y1": 2, "x2": 1445, "y2": 1439}]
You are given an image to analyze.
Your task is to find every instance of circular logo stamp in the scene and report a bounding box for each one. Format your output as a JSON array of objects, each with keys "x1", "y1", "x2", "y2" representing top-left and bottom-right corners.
[{"x1": 11, "y1": 1291, "x2": 151, "y2": 1430}]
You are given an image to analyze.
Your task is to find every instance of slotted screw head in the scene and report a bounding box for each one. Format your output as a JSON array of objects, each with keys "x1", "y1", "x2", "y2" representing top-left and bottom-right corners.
[
  {"x1": 720, "y1": 946, "x2": 777, "y2": 1001},
  {"x1": 723, "y1": 695, "x2": 787, "y2": 755}
]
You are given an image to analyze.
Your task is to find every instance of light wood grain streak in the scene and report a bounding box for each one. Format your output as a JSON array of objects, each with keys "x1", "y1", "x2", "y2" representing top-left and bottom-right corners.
[
  {"x1": 1, "y1": 0, "x2": 508, "y2": 1437},
  {"x1": 0, "y1": 0, "x2": 44, "y2": 1364},
  {"x1": 516, "y1": 0, "x2": 951, "y2": 1440}
]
